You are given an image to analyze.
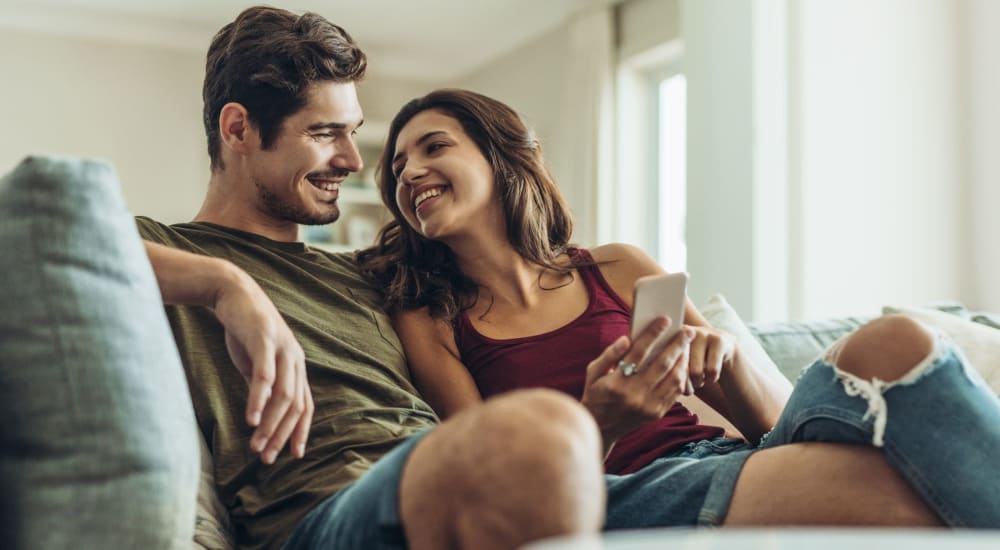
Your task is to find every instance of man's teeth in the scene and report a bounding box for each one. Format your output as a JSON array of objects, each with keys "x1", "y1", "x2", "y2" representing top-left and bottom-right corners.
[
  {"x1": 414, "y1": 188, "x2": 443, "y2": 208},
  {"x1": 311, "y1": 180, "x2": 340, "y2": 192}
]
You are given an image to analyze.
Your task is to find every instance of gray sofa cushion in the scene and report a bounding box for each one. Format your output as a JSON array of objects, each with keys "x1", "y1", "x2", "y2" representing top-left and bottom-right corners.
[
  {"x1": 748, "y1": 316, "x2": 872, "y2": 381},
  {"x1": 0, "y1": 156, "x2": 199, "y2": 549}
]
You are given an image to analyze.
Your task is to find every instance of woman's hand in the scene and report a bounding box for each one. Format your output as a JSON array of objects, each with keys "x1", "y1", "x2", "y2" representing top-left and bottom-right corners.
[
  {"x1": 685, "y1": 325, "x2": 737, "y2": 390},
  {"x1": 580, "y1": 316, "x2": 695, "y2": 450}
]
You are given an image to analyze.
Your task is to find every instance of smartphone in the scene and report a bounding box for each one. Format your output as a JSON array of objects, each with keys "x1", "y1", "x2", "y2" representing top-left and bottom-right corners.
[{"x1": 631, "y1": 272, "x2": 689, "y2": 354}]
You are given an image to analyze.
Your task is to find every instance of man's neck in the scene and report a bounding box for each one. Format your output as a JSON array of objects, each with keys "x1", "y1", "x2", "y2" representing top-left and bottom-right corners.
[{"x1": 193, "y1": 173, "x2": 300, "y2": 242}]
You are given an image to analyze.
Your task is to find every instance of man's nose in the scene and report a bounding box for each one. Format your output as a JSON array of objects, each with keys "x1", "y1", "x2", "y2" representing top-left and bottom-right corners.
[{"x1": 332, "y1": 139, "x2": 363, "y2": 173}]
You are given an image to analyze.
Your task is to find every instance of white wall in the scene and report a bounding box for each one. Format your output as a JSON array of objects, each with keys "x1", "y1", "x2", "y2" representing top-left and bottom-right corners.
[
  {"x1": 793, "y1": 0, "x2": 963, "y2": 319},
  {"x1": 0, "y1": 31, "x2": 207, "y2": 223},
  {"x1": 454, "y1": 25, "x2": 585, "y2": 234},
  {"x1": 683, "y1": 0, "x2": 976, "y2": 321},
  {"x1": 682, "y1": 0, "x2": 757, "y2": 317},
  {"x1": 456, "y1": 0, "x2": 676, "y2": 249},
  {"x1": 354, "y1": 73, "x2": 428, "y2": 141},
  {"x1": 454, "y1": 10, "x2": 618, "y2": 248},
  {"x1": 0, "y1": 30, "x2": 431, "y2": 222},
  {"x1": 619, "y1": 0, "x2": 680, "y2": 60},
  {"x1": 965, "y1": 0, "x2": 1000, "y2": 312}
]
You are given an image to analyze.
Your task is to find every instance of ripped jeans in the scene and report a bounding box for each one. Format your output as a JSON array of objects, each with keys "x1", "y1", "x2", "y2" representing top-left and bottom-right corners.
[{"x1": 759, "y1": 333, "x2": 1000, "y2": 527}]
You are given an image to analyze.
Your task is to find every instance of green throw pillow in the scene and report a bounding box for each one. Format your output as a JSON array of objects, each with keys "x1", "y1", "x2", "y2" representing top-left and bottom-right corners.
[{"x1": 0, "y1": 156, "x2": 199, "y2": 549}]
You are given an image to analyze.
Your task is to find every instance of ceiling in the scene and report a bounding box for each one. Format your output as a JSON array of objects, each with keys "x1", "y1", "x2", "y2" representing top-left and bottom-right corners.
[{"x1": 0, "y1": 0, "x2": 623, "y2": 81}]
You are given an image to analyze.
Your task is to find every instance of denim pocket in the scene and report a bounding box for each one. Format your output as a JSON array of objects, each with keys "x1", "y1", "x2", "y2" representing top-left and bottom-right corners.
[{"x1": 684, "y1": 437, "x2": 750, "y2": 458}]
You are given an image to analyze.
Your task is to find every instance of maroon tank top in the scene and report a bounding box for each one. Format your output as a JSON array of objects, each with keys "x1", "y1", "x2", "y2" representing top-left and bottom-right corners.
[{"x1": 453, "y1": 248, "x2": 724, "y2": 474}]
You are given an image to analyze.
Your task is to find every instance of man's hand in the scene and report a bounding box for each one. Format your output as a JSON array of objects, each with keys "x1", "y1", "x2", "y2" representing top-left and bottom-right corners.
[
  {"x1": 580, "y1": 316, "x2": 694, "y2": 452},
  {"x1": 143, "y1": 240, "x2": 313, "y2": 464},
  {"x1": 213, "y1": 270, "x2": 314, "y2": 464}
]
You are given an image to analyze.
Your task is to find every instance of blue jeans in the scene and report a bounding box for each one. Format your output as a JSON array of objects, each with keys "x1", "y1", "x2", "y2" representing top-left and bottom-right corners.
[
  {"x1": 608, "y1": 334, "x2": 1000, "y2": 529},
  {"x1": 281, "y1": 431, "x2": 428, "y2": 550},
  {"x1": 758, "y1": 334, "x2": 1000, "y2": 527},
  {"x1": 285, "y1": 336, "x2": 1000, "y2": 548}
]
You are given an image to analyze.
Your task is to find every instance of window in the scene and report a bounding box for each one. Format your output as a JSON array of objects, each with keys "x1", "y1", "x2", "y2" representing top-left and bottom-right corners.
[
  {"x1": 657, "y1": 73, "x2": 687, "y2": 272},
  {"x1": 613, "y1": 40, "x2": 685, "y2": 271}
]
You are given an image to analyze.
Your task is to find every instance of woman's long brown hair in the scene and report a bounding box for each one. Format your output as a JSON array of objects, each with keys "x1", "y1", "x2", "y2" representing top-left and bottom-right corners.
[{"x1": 356, "y1": 89, "x2": 575, "y2": 319}]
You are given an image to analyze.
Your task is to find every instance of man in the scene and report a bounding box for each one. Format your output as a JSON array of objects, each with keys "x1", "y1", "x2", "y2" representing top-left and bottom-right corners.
[
  {"x1": 139, "y1": 6, "x2": 605, "y2": 550},
  {"x1": 142, "y1": 5, "x2": 993, "y2": 550}
]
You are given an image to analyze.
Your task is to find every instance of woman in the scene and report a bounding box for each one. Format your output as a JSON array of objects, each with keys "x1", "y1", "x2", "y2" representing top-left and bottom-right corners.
[{"x1": 359, "y1": 89, "x2": 1000, "y2": 526}]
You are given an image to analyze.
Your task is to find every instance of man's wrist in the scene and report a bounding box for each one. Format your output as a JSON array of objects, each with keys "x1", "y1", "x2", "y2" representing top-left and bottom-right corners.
[{"x1": 207, "y1": 259, "x2": 254, "y2": 312}]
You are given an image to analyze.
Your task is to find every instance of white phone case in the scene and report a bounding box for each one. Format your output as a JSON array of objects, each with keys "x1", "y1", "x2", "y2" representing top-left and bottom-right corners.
[{"x1": 630, "y1": 272, "x2": 689, "y2": 347}]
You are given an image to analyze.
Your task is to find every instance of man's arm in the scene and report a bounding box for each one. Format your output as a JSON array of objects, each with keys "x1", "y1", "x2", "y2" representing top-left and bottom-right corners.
[{"x1": 144, "y1": 241, "x2": 314, "y2": 464}]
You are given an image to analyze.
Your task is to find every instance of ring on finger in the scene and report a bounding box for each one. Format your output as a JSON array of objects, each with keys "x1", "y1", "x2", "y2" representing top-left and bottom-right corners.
[{"x1": 618, "y1": 360, "x2": 639, "y2": 377}]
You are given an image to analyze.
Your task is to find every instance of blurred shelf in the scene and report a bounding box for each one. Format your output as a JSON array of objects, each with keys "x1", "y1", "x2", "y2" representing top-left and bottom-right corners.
[{"x1": 339, "y1": 185, "x2": 382, "y2": 205}]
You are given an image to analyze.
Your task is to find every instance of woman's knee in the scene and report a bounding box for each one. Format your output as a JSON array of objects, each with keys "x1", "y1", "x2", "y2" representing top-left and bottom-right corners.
[{"x1": 835, "y1": 314, "x2": 935, "y2": 382}]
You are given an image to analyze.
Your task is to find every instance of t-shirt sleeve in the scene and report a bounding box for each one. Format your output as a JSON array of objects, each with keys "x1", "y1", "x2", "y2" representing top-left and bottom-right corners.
[{"x1": 134, "y1": 216, "x2": 169, "y2": 243}]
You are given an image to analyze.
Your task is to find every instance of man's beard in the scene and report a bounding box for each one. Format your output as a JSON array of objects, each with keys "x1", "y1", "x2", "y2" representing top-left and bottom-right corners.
[{"x1": 255, "y1": 180, "x2": 340, "y2": 226}]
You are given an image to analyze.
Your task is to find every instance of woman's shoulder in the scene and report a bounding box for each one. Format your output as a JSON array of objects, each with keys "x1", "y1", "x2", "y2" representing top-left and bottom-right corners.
[
  {"x1": 584, "y1": 243, "x2": 666, "y2": 307},
  {"x1": 589, "y1": 244, "x2": 662, "y2": 275},
  {"x1": 391, "y1": 305, "x2": 460, "y2": 353}
]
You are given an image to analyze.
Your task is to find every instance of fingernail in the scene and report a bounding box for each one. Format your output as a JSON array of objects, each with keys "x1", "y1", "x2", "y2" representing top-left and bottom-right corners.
[
  {"x1": 297, "y1": 443, "x2": 306, "y2": 458},
  {"x1": 614, "y1": 337, "x2": 629, "y2": 353},
  {"x1": 251, "y1": 436, "x2": 265, "y2": 453},
  {"x1": 264, "y1": 450, "x2": 276, "y2": 464},
  {"x1": 249, "y1": 411, "x2": 261, "y2": 426}
]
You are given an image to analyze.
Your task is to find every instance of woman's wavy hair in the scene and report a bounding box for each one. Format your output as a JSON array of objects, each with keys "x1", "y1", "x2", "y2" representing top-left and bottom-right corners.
[{"x1": 357, "y1": 89, "x2": 574, "y2": 319}]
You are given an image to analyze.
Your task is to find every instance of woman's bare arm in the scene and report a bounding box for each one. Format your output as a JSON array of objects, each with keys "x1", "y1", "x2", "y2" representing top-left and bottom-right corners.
[{"x1": 392, "y1": 307, "x2": 483, "y2": 419}]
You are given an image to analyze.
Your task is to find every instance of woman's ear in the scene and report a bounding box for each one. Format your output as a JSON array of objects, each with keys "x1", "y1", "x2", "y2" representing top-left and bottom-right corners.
[{"x1": 218, "y1": 102, "x2": 258, "y2": 157}]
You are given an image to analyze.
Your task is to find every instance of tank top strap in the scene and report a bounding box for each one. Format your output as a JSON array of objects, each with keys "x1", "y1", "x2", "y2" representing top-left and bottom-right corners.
[{"x1": 568, "y1": 247, "x2": 631, "y2": 313}]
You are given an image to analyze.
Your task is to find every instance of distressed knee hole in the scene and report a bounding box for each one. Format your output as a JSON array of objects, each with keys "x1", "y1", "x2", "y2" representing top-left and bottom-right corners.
[{"x1": 827, "y1": 333, "x2": 945, "y2": 447}]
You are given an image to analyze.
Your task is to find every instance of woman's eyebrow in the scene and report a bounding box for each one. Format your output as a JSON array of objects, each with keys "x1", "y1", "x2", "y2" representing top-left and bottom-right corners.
[{"x1": 393, "y1": 130, "x2": 448, "y2": 165}]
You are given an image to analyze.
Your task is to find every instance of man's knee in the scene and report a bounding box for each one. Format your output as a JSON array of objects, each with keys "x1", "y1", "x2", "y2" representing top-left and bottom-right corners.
[
  {"x1": 483, "y1": 388, "x2": 601, "y2": 454},
  {"x1": 399, "y1": 389, "x2": 604, "y2": 549},
  {"x1": 836, "y1": 314, "x2": 935, "y2": 382}
]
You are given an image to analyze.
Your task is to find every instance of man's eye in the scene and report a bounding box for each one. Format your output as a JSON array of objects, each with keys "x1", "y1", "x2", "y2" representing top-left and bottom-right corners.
[{"x1": 313, "y1": 133, "x2": 335, "y2": 141}]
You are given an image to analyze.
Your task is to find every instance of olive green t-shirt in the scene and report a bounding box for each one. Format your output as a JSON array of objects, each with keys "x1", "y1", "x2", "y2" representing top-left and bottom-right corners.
[{"x1": 136, "y1": 217, "x2": 438, "y2": 550}]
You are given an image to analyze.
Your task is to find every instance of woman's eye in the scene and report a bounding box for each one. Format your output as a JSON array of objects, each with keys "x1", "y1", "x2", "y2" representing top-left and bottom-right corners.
[{"x1": 427, "y1": 142, "x2": 445, "y2": 153}]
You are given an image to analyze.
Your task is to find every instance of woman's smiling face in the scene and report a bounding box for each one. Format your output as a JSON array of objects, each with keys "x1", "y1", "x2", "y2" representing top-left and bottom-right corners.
[{"x1": 391, "y1": 109, "x2": 501, "y2": 241}]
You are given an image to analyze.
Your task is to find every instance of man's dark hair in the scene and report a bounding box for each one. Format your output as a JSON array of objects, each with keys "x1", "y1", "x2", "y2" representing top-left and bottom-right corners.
[{"x1": 203, "y1": 6, "x2": 367, "y2": 171}]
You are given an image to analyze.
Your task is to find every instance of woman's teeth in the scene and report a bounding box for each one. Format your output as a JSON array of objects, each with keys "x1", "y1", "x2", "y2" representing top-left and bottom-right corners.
[{"x1": 414, "y1": 187, "x2": 443, "y2": 208}]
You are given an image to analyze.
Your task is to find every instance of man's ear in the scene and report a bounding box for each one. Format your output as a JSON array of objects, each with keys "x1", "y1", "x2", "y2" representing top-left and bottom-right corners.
[{"x1": 218, "y1": 102, "x2": 258, "y2": 156}]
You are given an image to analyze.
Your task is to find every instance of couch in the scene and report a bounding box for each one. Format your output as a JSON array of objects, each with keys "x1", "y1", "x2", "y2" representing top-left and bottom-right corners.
[{"x1": 3, "y1": 156, "x2": 999, "y2": 549}]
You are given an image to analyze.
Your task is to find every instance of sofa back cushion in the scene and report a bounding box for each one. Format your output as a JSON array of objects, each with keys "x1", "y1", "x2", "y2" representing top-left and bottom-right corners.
[
  {"x1": 883, "y1": 305, "x2": 1000, "y2": 395},
  {"x1": 748, "y1": 316, "x2": 871, "y2": 382},
  {"x1": 0, "y1": 156, "x2": 199, "y2": 549}
]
